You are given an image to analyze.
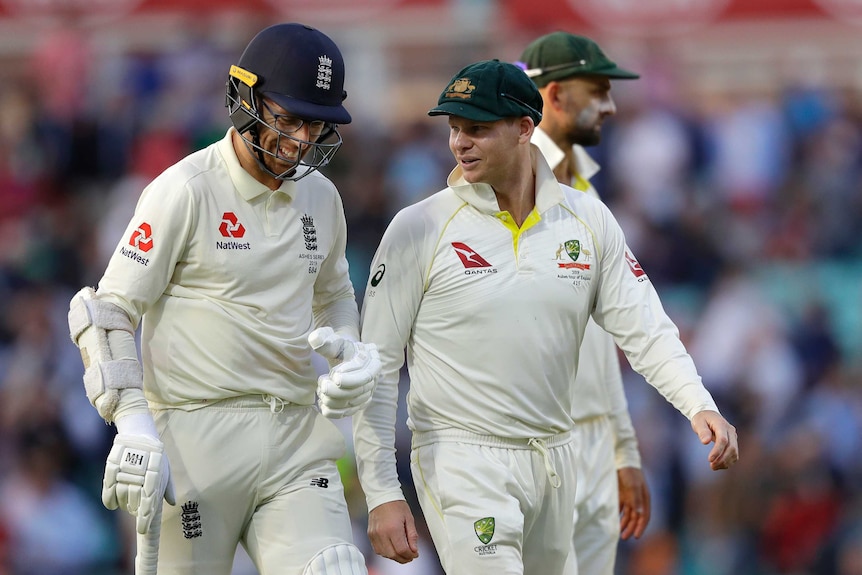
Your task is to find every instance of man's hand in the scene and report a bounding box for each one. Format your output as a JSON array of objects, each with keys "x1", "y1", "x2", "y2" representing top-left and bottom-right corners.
[
  {"x1": 368, "y1": 500, "x2": 419, "y2": 564},
  {"x1": 618, "y1": 467, "x2": 650, "y2": 540},
  {"x1": 102, "y1": 434, "x2": 176, "y2": 534},
  {"x1": 308, "y1": 327, "x2": 381, "y2": 419},
  {"x1": 691, "y1": 410, "x2": 739, "y2": 471}
]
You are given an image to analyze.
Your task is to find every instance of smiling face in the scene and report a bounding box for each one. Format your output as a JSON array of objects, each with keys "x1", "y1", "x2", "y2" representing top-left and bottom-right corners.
[
  {"x1": 257, "y1": 98, "x2": 321, "y2": 170},
  {"x1": 233, "y1": 96, "x2": 338, "y2": 189},
  {"x1": 447, "y1": 115, "x2": 531, "y2": 189}
]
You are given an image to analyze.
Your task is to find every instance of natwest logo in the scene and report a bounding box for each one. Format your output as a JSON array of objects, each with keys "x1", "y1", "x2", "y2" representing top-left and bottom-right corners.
[
  {"x1": 129, "y1": 222, "x2": 154, "y2": 252},
  {"x1": 219, "y1": 212, "x2": 245, "y2": 238}
]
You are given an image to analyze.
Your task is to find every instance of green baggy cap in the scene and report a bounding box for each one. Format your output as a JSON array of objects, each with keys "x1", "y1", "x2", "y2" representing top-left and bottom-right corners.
[
  {"x1": 428, "y1": 59, "x2": 543, "y2": 125},
  {"x1": 518, "y1": 31, "x2": 639, "y2": 87}
]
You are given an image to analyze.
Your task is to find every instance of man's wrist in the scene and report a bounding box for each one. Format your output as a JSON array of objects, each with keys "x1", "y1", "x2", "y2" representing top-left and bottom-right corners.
[{"x1": 115, "y1": 411, "x2": 159, "y2": 439}]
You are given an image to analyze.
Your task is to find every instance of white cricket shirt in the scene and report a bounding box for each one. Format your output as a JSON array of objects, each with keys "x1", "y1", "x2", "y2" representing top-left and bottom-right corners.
[
  {"x1": 532, "y1": 126, "x2": 640, "y2": 469},
  {"x1": 354, "y1": 146, "x2": 717, "y2": 511},
  {"x1": 97, "y1": 128, "x2": 359, "y2": 409}
]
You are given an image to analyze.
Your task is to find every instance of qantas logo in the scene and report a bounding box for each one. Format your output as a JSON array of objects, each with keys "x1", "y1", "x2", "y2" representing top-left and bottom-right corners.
[
  {"x1": 625, "y1": 251, "x2": 647, "y2": 279},
  {"x1": 452, "y1": 242, "x2": 491, "y2": 268},
  {"x1": 129, "y1": 222, "x2": 154, "y2": 252},
  {"x1": 219, "y1": 212, "x2": 246, "y2": 238},
  {"x1": 451, "y1": 242, "x2": 496, "y2": 275}
]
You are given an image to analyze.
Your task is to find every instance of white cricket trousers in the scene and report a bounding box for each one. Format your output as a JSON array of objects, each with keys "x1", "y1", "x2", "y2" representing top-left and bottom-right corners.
[
  {"x1": 151, "y1": 396, "x2": 364, "y2": 575},
  {"x1": 565, "y1": 416, "x2": 620, "y2": 575},
  {"x1": 410, "y1": 429, "x2": 579, "y2": 575}
]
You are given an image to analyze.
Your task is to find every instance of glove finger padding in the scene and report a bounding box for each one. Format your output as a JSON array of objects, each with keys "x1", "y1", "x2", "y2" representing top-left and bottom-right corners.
[
  {"x1": 330, "y1": 343, "x2": 382, "y2": 388},
  {"x1": 317, "y1": 383, "x2": 374, "y2": 418},
  {"x1": 102, "y1": 434, "x2": 175, "y2": 534},
  {"x1": 318, "y1": 374, "x2": 375, "y2": 401}
]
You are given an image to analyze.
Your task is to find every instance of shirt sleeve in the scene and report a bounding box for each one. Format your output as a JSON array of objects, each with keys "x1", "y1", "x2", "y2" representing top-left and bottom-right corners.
[
  {"x1": 608, "y1": 387, "x2": 642, "y2": 469},
  {"x1": 598, "y1": 330, "x2": 643, "y2": 469},
  {"x1": 590, "y1": 205, "x2": 718, "y2": 421},
  {"x1": 97, "y1": 171, "x2": 196, "y2": 323},
  {"x1": 312, "y1": 189, "x2": 359, "y2": 340},
  {"x1": 353, "y1": 207, "x2": 429, "y2": 511}
]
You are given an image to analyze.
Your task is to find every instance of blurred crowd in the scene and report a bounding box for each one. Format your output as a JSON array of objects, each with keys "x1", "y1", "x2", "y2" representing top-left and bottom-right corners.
[{"x1": 0, "y1": 18, "x2": 860, "y2": 575}]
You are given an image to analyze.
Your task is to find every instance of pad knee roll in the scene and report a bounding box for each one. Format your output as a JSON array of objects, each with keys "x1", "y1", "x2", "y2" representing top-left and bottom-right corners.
[{"x1": 303, "y1": 543, "x2": 367, "y2": 575}]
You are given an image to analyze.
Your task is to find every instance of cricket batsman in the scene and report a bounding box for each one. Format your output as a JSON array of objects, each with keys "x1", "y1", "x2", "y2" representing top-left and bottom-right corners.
[{"x1": 68, "y1": 22, "x2": 379, "y2": 575}]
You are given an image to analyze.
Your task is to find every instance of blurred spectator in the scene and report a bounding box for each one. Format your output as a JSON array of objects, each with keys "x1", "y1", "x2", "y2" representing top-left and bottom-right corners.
[{"x1": 0, "y1": 421, "x2": 117, "y2": 575}]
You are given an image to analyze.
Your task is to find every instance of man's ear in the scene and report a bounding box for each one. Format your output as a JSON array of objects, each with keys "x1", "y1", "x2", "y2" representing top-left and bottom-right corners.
[
  {"x1": 541, "y1": 83, "x2": 562, "y2": 110},
  {"x1": 519, "y1": 116, "x2": 535, "y2": 143}
]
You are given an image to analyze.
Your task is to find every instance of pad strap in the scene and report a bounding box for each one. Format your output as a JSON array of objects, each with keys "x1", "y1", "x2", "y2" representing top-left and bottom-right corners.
[
  {"x1": 69, "y1": 286, "x2": 134, "y2": 343},
  {"x1": 69, "y1": 287, "x2": 143, "y2": 421}
]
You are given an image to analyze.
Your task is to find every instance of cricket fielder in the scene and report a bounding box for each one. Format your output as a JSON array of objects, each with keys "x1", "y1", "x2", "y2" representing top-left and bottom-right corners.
[
  {"x1": 521, "y1": 31, "x2": 649, "y2": 575},
  {"x1": 68, "y1": 23, "x2": 378, "y2": 575},
  {"x1": 352, "y1": 59, "x2": 738, "y2": 575}
]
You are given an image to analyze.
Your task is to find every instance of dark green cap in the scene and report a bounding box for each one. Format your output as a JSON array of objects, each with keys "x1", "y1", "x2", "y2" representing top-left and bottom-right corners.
[
  {"x1": 428, "y1": 59, "x2": 543, "y2": 125},
  {"x1": 517, "y1": 31, "x2": 639, "y2": 87}
]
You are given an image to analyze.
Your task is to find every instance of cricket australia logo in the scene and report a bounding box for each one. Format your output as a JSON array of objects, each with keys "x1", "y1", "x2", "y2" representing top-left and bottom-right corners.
[
  {"x1": 474, "y1": 517, "x2": 495, "y2": 544},
  {"x1": 181, "y1": 501, "x2": 202, "y2": 539},
  {"x1": 301, "y1": 214, "x2": 318, "y2": 251},
  {"x1": 317, "y1": 55, "x2": 333, "y2": 90},
  {"x1": 473, "y1": 517, "x2": 498, "y2": 556},
  {"x1": 557, "y1": 238, "x2": 591, "y2": 270}
]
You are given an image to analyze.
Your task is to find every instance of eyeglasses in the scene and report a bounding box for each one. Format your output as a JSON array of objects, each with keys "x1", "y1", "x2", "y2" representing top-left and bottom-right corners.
[{"x1": 261, "y1": 99, "x2": 328, "y2": 137}]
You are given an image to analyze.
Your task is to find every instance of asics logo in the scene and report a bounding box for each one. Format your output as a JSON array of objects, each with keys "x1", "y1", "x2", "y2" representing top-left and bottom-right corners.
[{"x1": 219, "y1": 212, "x2": 246, "y2": 238}]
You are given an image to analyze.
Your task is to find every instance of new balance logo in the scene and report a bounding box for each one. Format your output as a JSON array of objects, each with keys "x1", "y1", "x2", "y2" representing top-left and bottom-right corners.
[
  {"x1": 310, "y1": 478, "x2": 329, "y2": 488},
  {"x1": 451, "y1": 242, "x2": 491, "y2": 268}
]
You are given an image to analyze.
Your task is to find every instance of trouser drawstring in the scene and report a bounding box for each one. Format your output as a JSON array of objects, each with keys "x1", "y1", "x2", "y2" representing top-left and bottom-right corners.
[
  {"x1": 262, "y1": 395, "x2": 285, "y2": 413},
  {"x1": 528, "y1": 437, "x2": 561, "y2": 488}
]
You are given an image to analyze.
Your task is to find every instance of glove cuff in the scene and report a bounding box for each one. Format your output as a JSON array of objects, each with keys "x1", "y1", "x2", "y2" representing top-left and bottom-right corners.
[{"x1": 115, "y1": 411, "x2": 159, "y2": 439}]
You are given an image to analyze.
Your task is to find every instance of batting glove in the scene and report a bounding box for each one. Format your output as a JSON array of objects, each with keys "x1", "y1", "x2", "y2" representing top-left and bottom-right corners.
[
  {"x1": 309, "y1": 327, "x2": 382, "y2": 419},
  {"x1": 103, "y1": 416, "x2": 175, "y2": 534}
]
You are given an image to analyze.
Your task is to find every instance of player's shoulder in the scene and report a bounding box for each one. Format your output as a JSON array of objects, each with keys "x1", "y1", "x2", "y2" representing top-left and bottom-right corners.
[
  {"x1": 298, "y1": 167, "x2": 339, "y2": 194},
  {"x1": 558, "y1": 182, "x2": 612, "y2": 221},
  {"x1": 391, "y1": 187, "x2": 461, "y2": 227},
  {"x1": 377, "y1": 187, "x2": 460, "y2": 250},
  {"x1": 153, "y1": 138, "x2": 224, "y2": 184},
  {"x1": 139, "y1": 144, "x2": 219, "y2": 205}
]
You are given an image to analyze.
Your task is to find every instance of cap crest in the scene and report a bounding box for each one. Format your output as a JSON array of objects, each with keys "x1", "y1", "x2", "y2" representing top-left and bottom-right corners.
[{"x1": 444, "y1": 78, "x2": 477, "y2": 99}]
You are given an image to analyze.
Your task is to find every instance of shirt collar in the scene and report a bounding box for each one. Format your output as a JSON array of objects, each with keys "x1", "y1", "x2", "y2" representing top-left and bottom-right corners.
[
  {"x1": 532, "y1": 127, "x2": 601, "y2": 182},
  {"x1": 217, "y1": 128, "x2": 297, "y2": 201},
  {"x1": 446, "y1": 144, "x2": 565, "y2": 215}
]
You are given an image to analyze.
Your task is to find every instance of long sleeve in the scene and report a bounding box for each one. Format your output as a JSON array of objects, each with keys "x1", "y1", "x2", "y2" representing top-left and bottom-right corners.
[
  {"x1": 590, "y1": 214, "x2": 718, "y2": 420},
  {"x1": 353, "y1": 208, "x2": 429, "y2": 511}
]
